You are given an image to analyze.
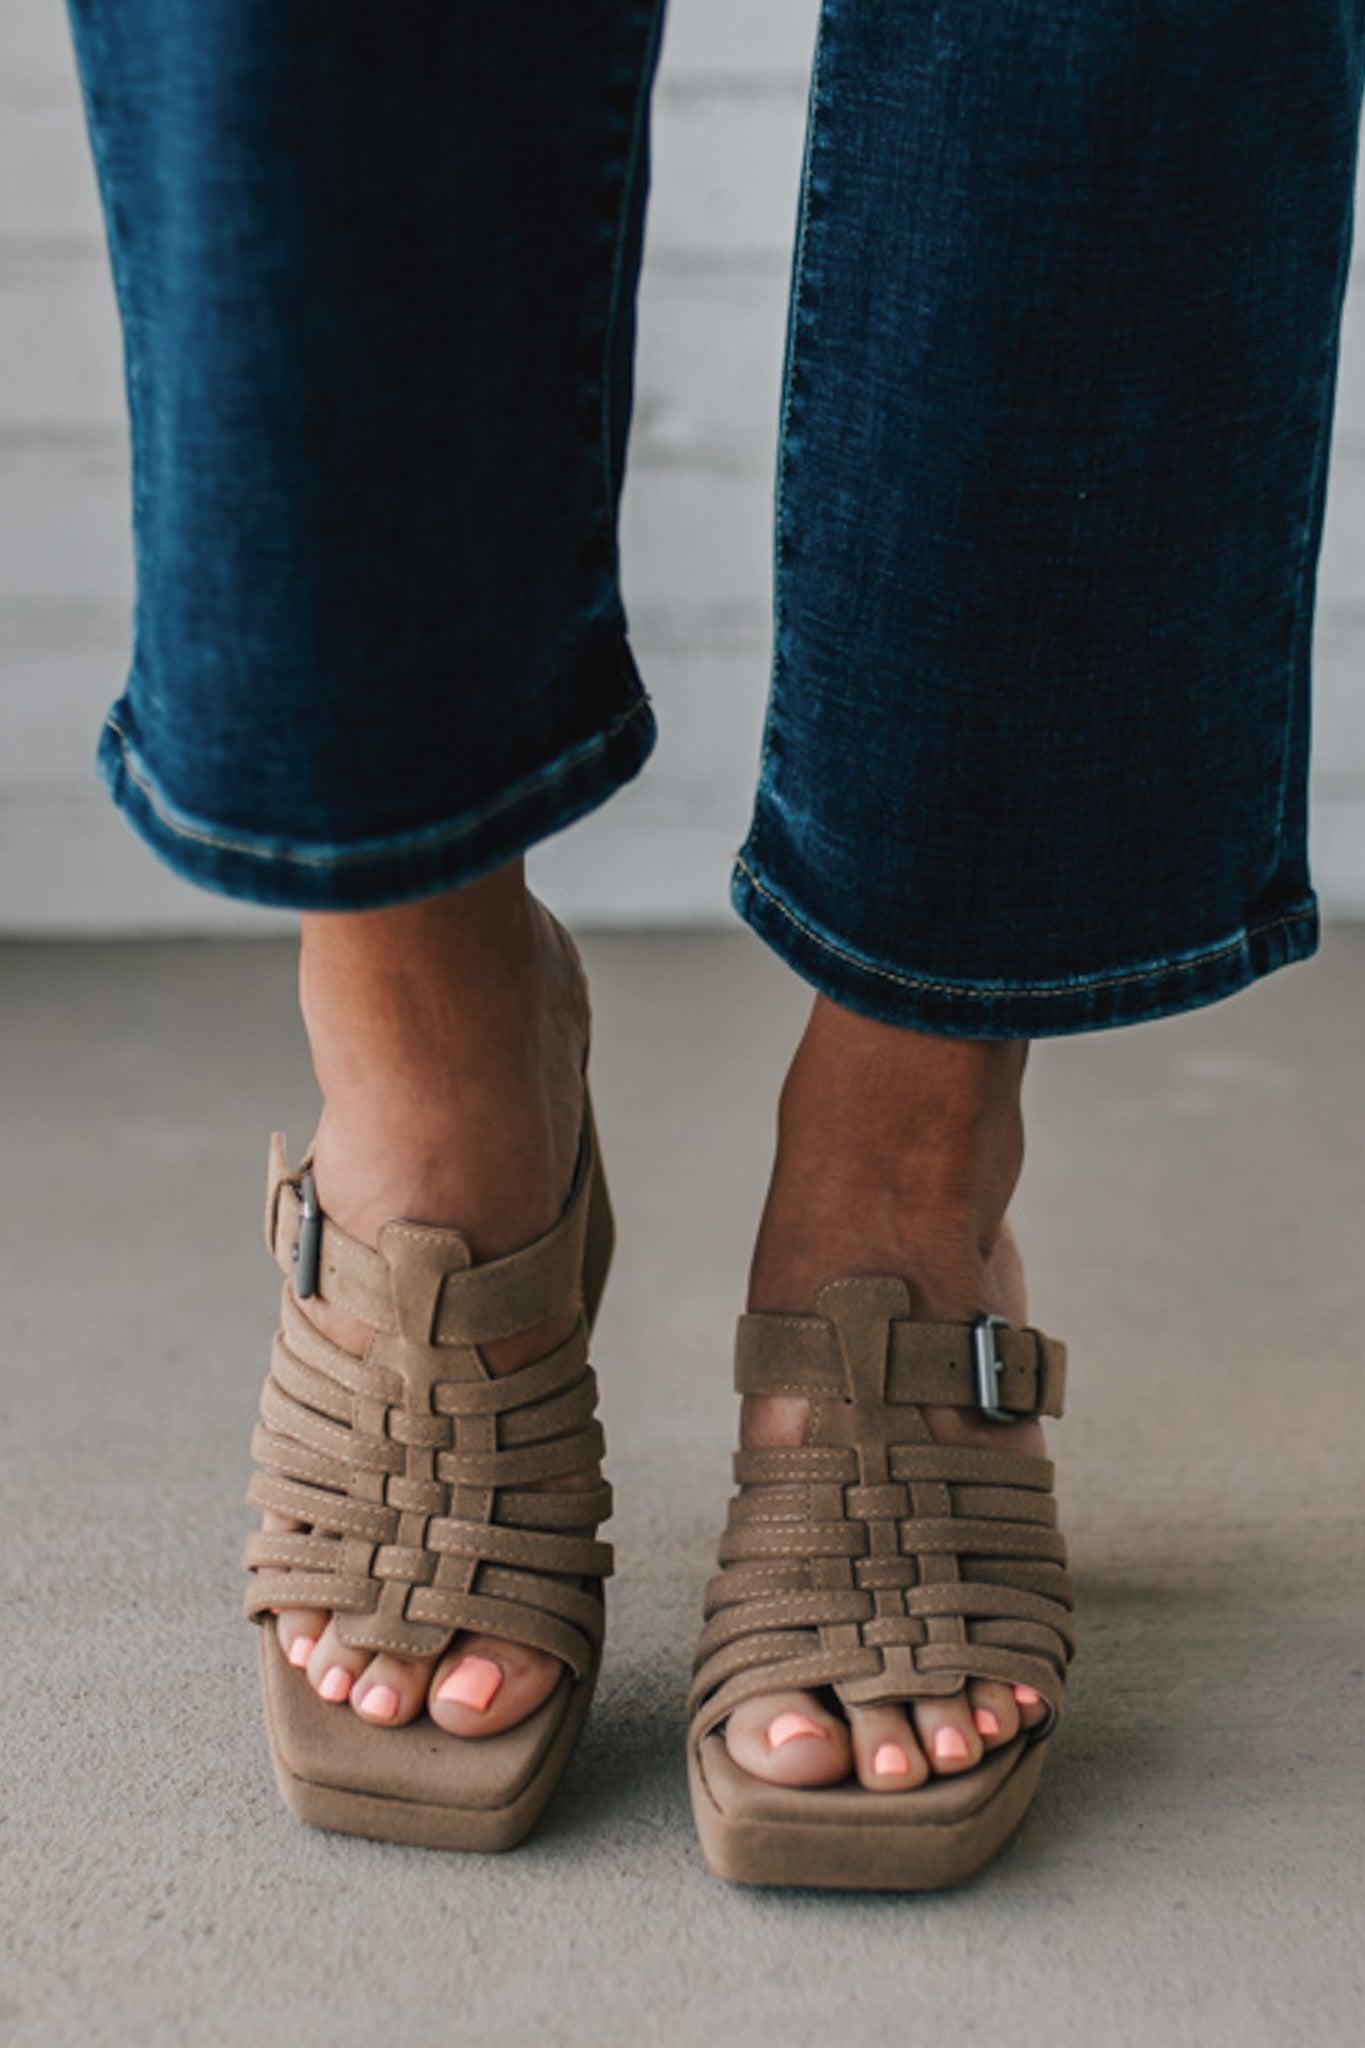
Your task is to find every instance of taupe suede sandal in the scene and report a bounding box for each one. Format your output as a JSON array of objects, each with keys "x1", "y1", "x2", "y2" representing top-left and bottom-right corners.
[
  {"x1": 688, "y1": 1277, "x2": 1074, "y2": 1891},
  {"x1": 243, "y1": 1103, "x2": 614, "y2": 1851}
]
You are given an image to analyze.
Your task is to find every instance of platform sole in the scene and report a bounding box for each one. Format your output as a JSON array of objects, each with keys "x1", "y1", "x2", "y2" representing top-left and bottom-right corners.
[
  {"x1": 689, "y1": 1729, "x2": 1047, "y2": 1891},
  {"x1": 259, "y1": 1629, "x2": 598, "y2": 1853}
]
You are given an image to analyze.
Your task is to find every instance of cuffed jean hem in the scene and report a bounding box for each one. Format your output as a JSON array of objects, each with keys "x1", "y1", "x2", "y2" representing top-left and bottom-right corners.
[
  {"x1": 96, "y1": 689, "x2": 658, "y2": 913},
  {"x1": 731, "y1": 854, "x2": 1320, "y2": 1039}
]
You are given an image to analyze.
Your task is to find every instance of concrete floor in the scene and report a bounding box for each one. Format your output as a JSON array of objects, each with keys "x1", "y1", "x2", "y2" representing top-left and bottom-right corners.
[{"x1": 2, "y1": 928, "x2": 1363, "y2": 2048}]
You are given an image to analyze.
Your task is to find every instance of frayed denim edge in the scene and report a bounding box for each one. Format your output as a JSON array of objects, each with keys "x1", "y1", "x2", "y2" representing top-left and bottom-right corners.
[
  {"x1": 731, "y1": 853, "x2": 1319, "y2": 1039},
  {"x1": 97, "y1": 691, "x2": 657, "y2": 913}
]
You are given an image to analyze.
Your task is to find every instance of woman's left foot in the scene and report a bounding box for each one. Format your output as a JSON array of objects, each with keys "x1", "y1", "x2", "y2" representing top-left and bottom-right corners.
[{"x1": 721, "y1": 999, "x2": 1050, "y2": 1792}]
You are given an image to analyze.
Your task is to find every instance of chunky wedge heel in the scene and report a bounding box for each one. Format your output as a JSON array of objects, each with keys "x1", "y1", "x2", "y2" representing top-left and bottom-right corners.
[
  {"x1": 688, "y1": 1277, "x2": 1074, "y2": 1891},
  {"x1": 244, "y1": 1099, "x2": 614, "y2": 1851}
]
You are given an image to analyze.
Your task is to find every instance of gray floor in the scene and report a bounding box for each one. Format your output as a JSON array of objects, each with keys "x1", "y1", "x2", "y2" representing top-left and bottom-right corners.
[{"x1": 2, "y1": 928, "x2": 1363, "y2": 2048}]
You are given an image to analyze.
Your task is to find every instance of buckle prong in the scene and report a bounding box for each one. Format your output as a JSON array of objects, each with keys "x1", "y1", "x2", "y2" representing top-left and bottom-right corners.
[
  {"x1": 972, "y1": 1313, "x2": 1015, "y2": 1423},
  {"x1": 292, "y1": 1167, "x2": 321, "y2": 1299}
]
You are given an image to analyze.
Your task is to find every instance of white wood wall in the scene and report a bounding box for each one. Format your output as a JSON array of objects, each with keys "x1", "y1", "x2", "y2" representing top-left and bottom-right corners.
[{"x1": 2, "y1": 0, "x2": 1362, "y2": 933}]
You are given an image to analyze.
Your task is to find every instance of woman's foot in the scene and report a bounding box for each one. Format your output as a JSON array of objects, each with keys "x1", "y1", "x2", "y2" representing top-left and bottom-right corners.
[
  {"x1": 723, "y1": 1001, "x2": 1049, "y2": 1793},
  {"x1": 265, "y1": 862, "x2": 595, "y2": 1737}
]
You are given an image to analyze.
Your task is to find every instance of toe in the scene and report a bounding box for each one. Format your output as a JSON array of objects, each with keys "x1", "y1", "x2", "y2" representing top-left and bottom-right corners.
[
  {"x1": 304, "y1": 1619, "x2": 370, "y2": 1706},
  {"x1": 912, "y1": 1692, "x2": 984, "y2": 1775},
  {"x1": 262, "y1": 1511, "x2": 329, "y2": 1670},
  {"x1": 351, "y1": 1650, "x2": 436, "y2": 1728},
  {"x1": 967, "y1": 1679, "x2": 1019, "y2": 1749},
  {"x1": 845, "y1": 1704, "x2": 930, "y2": 1792},
  {"x1": 276, "y1": 1608, "x2": 328, "y2": 1670},
  {"x1": 724, "y1": 1692, "x2": 853, "y2": 1788},
  {"x1": 427, "y1": 1634, "x2": 563, "y2": 1738},
  {"x1": 1013, "y1": 1681, "x2": 1050, "y2": 1731}
]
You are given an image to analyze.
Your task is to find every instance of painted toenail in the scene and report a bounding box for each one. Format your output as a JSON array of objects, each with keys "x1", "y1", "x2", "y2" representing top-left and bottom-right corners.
[
  {"x1": 287, "y1": 1635, "x2": 315, "y2": 1668},
  {"x1": 357, "y1": 1684, "x2": 400, "y2": 1722},
  {"x1": 873, "y1": 1742, "x2": 910, "y2": 1776},
  {"x1": 974, "y1": 1708, "x2": 1001, "y2": 1737},
  {"x1": 319, "y1": 1665, "x2": 353, "y2": 1703},
  {"x1": 1014, "y1": 1684, "x2": 1042, "y2": 1706},
  {"x1": 768, "y1": 1712, "x2": 827, "y2": 1749},
  {"x1": 436, "y1": 1656, "x2": 503, "y2": 1712},
  {"x1": 934, "y1": 1726, "x2": 971, "y2": 1762}
]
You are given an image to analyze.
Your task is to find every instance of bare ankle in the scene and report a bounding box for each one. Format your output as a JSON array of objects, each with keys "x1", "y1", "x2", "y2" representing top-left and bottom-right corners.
[
  {"x1": 748, "y1": 998, "x2": 1028, "y2": 1321},
  {"x1": 292, "y1": 864, "x2": 590, "y2": 1258},
  {"x1": 299, "y1": 865, "x2": 585, "y2": 1083}
]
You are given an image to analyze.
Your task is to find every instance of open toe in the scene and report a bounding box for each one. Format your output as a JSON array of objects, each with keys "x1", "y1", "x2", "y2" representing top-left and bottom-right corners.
[
  {"x1": 1013, "y1": 1682, "x2": 1049, "y2": 1730},
  {"x1": 689, "y1": 1279, "x2": 1074, "y2": 1889},
  {"x1": 427, "y1": 1637, "x2": 563, "y2": 1737},
  {"x1": 912, "y1": 1694, "x2": 984, "y2": 1775},
  {"x1": 304, "y1": 1620, "x2": 369, "y2": 1704},
  {"x1": 724, "y1": 1693, "x2": 852, "y2": 1788},
  {"x1": 275, "y1": 1606, "x2": 327, "y2": 1671},
  {"x1": 351, "y1": 1651, "x2": 435, "y2": 1727},
  {"x1": 846, "y1": 1704, "x2": 930, "y2": 1791},
  {"x1": 968, "y1": 1679, "x2": 1019, "y2": 1748}
]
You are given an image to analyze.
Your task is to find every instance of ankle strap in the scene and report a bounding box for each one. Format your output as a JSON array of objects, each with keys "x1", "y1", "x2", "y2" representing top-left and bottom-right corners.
[
  {"x1": 735, "y1": 1283, "x2": 1066, "y2": 1420},
  {"x1": 263, "y1": 1121, "x2": 597, "y2": 1348}
]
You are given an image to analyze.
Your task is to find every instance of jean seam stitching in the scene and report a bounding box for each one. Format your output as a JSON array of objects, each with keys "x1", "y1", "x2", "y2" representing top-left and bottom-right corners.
[
  {"x1": 748, "y1": 0, "x2": 831, "y2": 870},
  {"x1": 1269, "y1": 348, "x2": 1331, "y2": 864},
  {"x1": 1271, "y1": 116, "x2": 1362, "y2": 864},
  {"x1": 103, "y1": 696, "x2": 651, "y2": 870},
  {"x1": 599, "y1": 0, "x2": 667, "y2": 537},
  {"x1": 733, "y1": 855, "x2": 1313, "y2": 1002}
]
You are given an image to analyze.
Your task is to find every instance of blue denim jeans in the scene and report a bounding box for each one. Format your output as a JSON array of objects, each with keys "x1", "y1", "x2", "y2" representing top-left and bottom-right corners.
[{"x1": 66, "y1": 1, "x2": 1365, "y2": 1035}]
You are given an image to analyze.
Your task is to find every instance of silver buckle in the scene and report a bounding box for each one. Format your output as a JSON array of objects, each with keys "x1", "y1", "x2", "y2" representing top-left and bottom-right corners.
[
  {"x1": 291, "y1": 1167, "x2": 321, "y2": 1299},
  {"x1": 972, "y1": 1313, "x2": 1015, "y2": 1423}
]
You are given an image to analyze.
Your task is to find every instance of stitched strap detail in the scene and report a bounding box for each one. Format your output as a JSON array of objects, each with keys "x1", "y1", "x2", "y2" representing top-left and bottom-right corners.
[
  {"x1": 690, "y1": 1276, "x2": 1074, "y2": 1744},
  {"x1": 264, "y1": 1120, "x2": 595, "y2": 1346},
  {"x1": 735, "y1": 1309, "x2": 1067, "y2": 1418},
  {"x1": 246, "y1": 1123, "x2": 611, "y2": 1676}
]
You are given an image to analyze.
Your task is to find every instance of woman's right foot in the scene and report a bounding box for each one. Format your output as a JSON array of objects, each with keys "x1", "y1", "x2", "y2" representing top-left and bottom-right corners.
[{"x1": 264, "y1": 865, "x2": 595, "y2": 1737}]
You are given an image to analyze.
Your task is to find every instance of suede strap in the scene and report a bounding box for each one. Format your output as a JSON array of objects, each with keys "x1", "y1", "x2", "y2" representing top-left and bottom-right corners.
[
  {"x1": 735, "y1": 1310, "x2": 1066, "y2": 1418},
  {"x1": 264, "y1": 1122, "x2": 594, "y2": 1348}
]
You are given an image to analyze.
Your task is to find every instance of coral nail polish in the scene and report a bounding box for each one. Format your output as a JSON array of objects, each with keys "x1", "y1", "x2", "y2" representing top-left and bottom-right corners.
[
  {"x1": 767, "y1": 1711, "x2": 827, "y2": 1749},
  {"x1": 934, "y1": 1726, "x2": 971, "y2": 1763},
  {"x1": 873, "y1": 1742, "x2": 910, "y2": 1777},
  {"x1": 436, "y1": 1656, "x2": 503, "y2": 1712},
  {"x1": 287, "y1": 1635, "x2": 315, "y2": 1669},
  {"x1": 319, "y1": 1665, "x2": 353, "y2": 1703}
]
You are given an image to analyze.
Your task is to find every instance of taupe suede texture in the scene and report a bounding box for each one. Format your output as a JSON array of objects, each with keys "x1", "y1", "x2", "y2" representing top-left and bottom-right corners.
[
  {"x1": 689, "y1": 1278, "x2": 1073, "y2": 1890},
  {"x1": 244, "y1": 1105, "x2": 615, "y2": 1851}
]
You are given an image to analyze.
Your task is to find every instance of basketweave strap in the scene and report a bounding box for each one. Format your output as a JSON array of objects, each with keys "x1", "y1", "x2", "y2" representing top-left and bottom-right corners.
[
  {"x1": 689, "y1": 1277, "x2": 1073, "y2": 1744},
  {"x1": 246, "y1": 1116, "x2": 611, "y2": 1669}
]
